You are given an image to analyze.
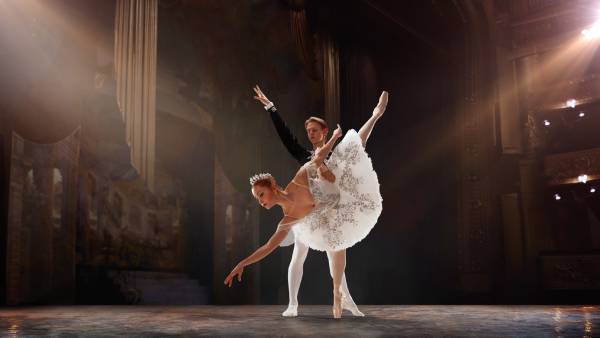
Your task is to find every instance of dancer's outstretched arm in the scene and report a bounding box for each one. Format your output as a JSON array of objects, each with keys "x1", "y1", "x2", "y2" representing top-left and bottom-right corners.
[
  {"x1": 224, "y1": 220, "x2": 292, "y2": 287},
  {"x1": 358, "y1": 91, "x2": 388, "y2": 146},
  {"x1": 253, "y1": 85, "x2": 311, "y2": 163},
  {"x1": 314, "y1": 124, "x2": 342, "y2": 166}
]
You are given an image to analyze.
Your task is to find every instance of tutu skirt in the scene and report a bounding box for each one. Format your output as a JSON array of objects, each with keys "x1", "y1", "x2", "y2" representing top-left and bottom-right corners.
[{"x1": 282, "y1": 129, "x2": 382, "y2": 251}]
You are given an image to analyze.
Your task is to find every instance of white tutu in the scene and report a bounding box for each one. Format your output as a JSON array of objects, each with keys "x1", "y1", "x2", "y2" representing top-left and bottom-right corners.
[{"x1": 284, "y1": 129, "x2": 382, "y2": 251}]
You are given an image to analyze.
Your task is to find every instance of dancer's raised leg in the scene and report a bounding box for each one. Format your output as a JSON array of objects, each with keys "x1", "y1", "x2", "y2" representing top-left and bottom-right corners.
[
  {"x1": 329, "y1": 249, "x2": 346, "y2": 319},
  {"x1": 326, "y1": 251, "x2": 364, "y2": 316},
  {"x1": 358, "y1": 91, "x2": 388, "y2": 146},
  {"x1": 283, "y1": 237, "x2": 309, "y2": 317}
]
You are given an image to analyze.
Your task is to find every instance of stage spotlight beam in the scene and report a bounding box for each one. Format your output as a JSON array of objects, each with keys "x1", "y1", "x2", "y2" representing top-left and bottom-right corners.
[{"x1": 582, "y1": 21, "x2": 600, "y2": 40}]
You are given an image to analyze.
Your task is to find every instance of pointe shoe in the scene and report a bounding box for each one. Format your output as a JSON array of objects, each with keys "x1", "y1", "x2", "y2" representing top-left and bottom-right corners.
[
  {"x1": 342, "y1": 296, "x2": 365, "y2": 317},
  {"x1": 282, "y1": 305, "x2": 298, "y2": 317},
  {"x1": 373, "y1": 91, "x2": 388, "y2": 119},
  {"x1": 333, "y1": 291, "x2": 343, "y2": 319}
]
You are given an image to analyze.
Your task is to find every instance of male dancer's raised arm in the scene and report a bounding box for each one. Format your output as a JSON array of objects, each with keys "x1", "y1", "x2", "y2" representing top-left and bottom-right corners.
[{"x1": 253, "y1": 85, "x2": 311, "y2": 164}]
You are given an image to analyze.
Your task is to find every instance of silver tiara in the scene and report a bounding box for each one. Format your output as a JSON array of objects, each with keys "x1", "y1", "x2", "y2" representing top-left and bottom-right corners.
[{"x1": 249, "y1": 172, "x2": 273, "y2": 185}]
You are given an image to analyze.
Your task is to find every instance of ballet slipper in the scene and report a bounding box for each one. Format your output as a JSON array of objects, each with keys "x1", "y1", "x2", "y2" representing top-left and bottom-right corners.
[
  {"x1": 372, "y1": 91, "x2": 388, "y2": 119},
  {"x1": 282, "y1": 305, "x2": 298, "y2": 317},
  {"x1": 342, "y1": 295, "x2": 365, "y2": 317}
]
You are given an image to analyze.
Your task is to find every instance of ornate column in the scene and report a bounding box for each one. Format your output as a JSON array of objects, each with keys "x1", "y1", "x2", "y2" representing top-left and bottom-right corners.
[
  {"x1": 456, "y1": 0, "x2": 498, "y2": 294},
  {"x1": 515, "y1": 54, "x2": 549, "y2": 284}
]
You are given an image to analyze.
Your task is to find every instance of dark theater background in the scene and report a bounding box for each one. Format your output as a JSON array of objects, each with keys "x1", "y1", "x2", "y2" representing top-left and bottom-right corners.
[{"x1": 0, "y1": 0, "x2": 599, "y2": 336}]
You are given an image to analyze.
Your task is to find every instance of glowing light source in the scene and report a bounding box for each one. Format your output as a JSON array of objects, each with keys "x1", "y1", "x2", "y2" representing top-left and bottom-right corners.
[
  {"x1": 579, "y1": 112, "x2": 586, "y2": 117},
  {"x1": 591, "y1": 187, "x2": 597, "y2": 193},
  {"x1": 566, "y1": 99, "x2": 577, "y2": 108},
  {"x1": 578, "y1": 174, "x2": 589, "y2": 183},
  {"x1": 582, "y1": 21, "x2": 600, "y2": 40},
  {"x1": 554, "y1": 194, "x2": 562, "y2": 201},
  {"x1": 544, "y1": 119, "x2": 551, "y2": 126}
]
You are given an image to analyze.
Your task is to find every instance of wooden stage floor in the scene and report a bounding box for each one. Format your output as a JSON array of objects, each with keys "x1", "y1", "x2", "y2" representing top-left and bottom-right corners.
[{"x1": 0, "y1": 305, "x2": 598, "y2": 337}]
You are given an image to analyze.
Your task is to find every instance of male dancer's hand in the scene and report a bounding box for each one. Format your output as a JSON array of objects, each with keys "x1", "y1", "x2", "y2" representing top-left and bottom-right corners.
[
  {"x1": 372, "y1": 91, "x2": 389, "y2": 119},
  {"x1": 224, "y1": 263, "x2": 244, "y2": 287},
  {"x1": 253, "y1": 85, "x2": 271, "y2": 106}
]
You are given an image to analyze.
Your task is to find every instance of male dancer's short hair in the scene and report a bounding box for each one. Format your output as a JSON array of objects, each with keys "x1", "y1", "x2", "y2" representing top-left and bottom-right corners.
[{"x1": 304, "y1": 117, "x2": 328, "y2": 130}]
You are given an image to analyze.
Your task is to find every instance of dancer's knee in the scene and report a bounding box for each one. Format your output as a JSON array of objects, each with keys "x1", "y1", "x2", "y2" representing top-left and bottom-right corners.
[
  {"x1": 289, "y1": 245, "x2": 308, "y2": 270},
  {"x1": 294, "y1": 241, "x2": 309, "y2": 261}
]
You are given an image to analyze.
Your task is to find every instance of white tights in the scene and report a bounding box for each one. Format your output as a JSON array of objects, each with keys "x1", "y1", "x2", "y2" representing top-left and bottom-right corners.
[{"x1": 283, "y1": 237, "x2": 362, "y2": 316}]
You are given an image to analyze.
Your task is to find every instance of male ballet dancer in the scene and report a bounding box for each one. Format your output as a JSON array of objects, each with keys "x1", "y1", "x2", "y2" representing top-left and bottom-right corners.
[{"x1": 252, "y1": 85, "x2": 364, "y2": 317}]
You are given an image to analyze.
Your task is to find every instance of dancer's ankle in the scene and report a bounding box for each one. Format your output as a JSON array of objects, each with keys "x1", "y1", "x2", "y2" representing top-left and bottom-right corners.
[{"x1": 332, "y1": 289, "x2": 342, "y2": 319}]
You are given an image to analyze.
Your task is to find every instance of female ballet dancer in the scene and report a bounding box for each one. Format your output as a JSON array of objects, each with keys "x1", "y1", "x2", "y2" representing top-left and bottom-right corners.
[
  {"x1": 253, "y1": 84, "x2": 363, "y2": 317},
  {"x1": 224, "y1": 91, "x2": 388, "y2": 319}
]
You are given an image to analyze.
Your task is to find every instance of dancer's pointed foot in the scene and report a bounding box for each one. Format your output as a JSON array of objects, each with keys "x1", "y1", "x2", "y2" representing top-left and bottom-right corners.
[
  {"x1": 342, "y1": 296, "x2": 365, "y2": 317},
  {"x1": 282, "y1": 305, "x2": 298, "y2": 317},
  {"x1": 372, "y1": 91, "x2": 388, "y2": 119},
  {"x1": 333, "y1": 289, "x2": 343, "y2": 319}
]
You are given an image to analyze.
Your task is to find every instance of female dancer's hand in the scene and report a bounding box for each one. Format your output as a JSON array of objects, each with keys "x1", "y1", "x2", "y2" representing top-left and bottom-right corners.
[
  {"x1": 332, "y1": 124, "x2": 343, "y2": 139},
  {"x1": 314, "y1": 124, "x2": 342, "y2": 164},
  {"x1": 318, "y1": 164, "x2": 336, "y2": 183},
  {"x1": 253, "y1": 85, "x2": 271, "y2": 106},
  {"x1": 224, "y1": 263, "x2": 244, "y2": 287}
]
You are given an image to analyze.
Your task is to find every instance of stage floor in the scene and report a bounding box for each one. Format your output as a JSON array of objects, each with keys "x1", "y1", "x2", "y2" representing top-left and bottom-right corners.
[{"x1": 0, "y1": 305, "x2": 598, "y2": 337}]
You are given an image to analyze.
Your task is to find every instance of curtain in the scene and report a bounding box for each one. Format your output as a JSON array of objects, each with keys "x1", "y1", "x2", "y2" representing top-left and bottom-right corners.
[
  {"x1": 322, "y1": 35, "x2": 340, "y2": 125},
  {"x1": 289, "y1": 0, "x2": 319, "y2": 81},
  {"x1": 114, "y1": 0, "x2": 157, "y2": 192}
]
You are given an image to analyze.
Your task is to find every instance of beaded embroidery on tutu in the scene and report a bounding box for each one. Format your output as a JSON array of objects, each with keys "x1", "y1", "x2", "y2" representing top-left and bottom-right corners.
[{"x1": 282, "y1": 129, "x2": 382, "y2": 251}]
